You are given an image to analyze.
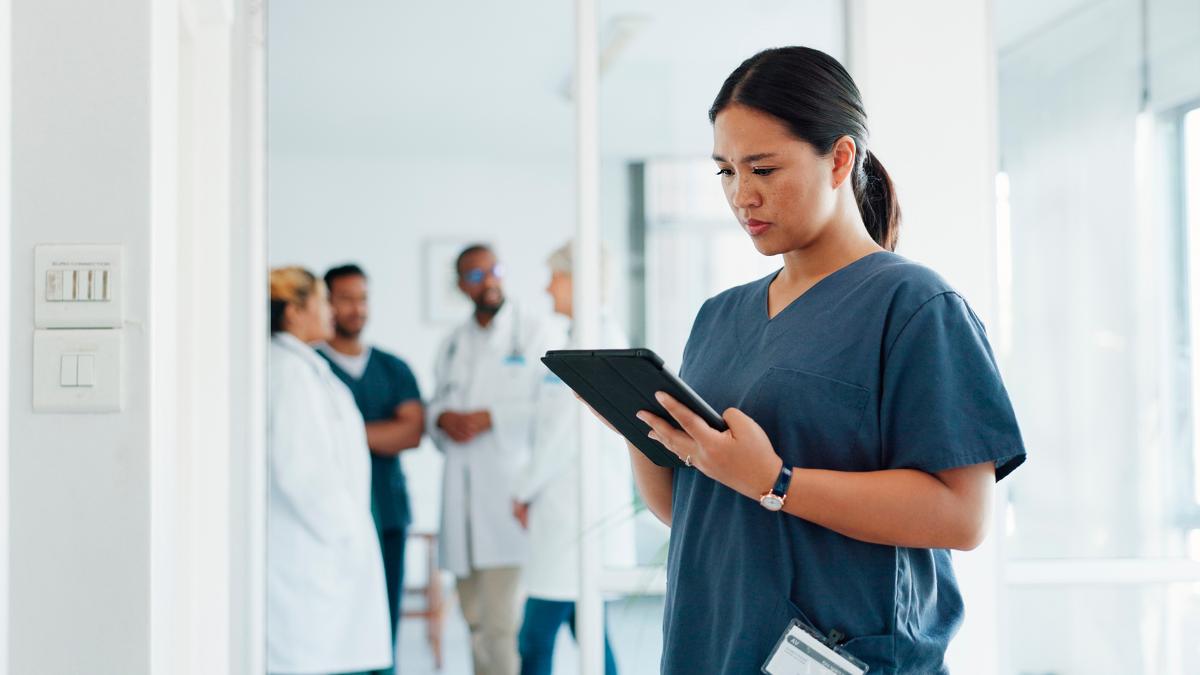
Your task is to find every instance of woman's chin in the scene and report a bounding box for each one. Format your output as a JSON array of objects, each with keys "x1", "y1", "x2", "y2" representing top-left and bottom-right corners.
[{"x1": 749, "y1": 235, "x2": 786, "y2": 257}]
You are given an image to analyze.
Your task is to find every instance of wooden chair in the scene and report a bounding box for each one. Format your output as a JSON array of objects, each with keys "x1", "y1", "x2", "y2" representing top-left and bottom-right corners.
[{"x1": 402, "y1": 531, "x2": 446, "y2": 670}]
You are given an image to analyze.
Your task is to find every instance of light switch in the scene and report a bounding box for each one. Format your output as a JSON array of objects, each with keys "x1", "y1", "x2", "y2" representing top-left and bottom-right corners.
[
  {"x1": 46, "y1": 271, "x2": 64, "y2": 301},
  {"x1": 77, "y1": 355, "x2": 96, "y2": 387},
  {"x1": 60, "y1": 355, "x2": 78, "y2": 387},
  {"x1": 35, "y1": 245, "x2": 123, "y2": 328},
  {"x1": 34, "y1": 330, "x2": 122, "y2": 413}
]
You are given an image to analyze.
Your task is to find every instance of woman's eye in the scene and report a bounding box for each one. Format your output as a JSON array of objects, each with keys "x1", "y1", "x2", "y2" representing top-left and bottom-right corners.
[
  {"x1": 715, "y1": 167, "x2": 733, "y2": 176},
  {"x1": 752, "y1": 167, "x2": 776, "y2": 176}
]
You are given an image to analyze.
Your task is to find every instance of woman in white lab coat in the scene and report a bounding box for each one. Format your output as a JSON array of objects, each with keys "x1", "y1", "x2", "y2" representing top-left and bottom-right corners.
[
  {"x1": 268, "y1": 266, "x2": 391, "y2": 675},
  {"x1": 511, "y1": 244, "x2": 636, "y2": 675}
]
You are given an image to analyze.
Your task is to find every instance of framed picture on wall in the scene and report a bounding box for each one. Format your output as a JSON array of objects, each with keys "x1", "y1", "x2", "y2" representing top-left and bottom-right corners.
[{"x1": 423, "y1": 238, "x2": 478, "y2": 324}]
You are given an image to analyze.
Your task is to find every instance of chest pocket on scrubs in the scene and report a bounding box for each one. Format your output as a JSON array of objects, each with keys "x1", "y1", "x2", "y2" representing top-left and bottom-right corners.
[{"x1": 743, "y1": 367, "x2": 873, "y2": 471}]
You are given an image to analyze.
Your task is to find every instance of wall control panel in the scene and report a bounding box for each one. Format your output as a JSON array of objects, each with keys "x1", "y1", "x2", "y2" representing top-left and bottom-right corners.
[
  {"x1": 33, "y1": 244, "x2": 124, "y2": 413},
  {"x1": 35, "y1": 244, "x2": 122, "y2": 329}
]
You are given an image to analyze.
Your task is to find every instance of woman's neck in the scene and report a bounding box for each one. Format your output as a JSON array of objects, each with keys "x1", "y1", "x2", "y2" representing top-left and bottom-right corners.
[
  {"x1": 283, "y1": 328, "x2": 311, "y2": 344},
  {"x1": 777, "y1": 204, "x2": 881, "y2": 288}
]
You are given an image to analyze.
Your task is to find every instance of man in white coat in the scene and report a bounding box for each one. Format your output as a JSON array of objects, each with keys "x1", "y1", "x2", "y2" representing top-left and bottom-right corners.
[{"x1": 427, "y1": 244, "x2": 559, "y2": 675}]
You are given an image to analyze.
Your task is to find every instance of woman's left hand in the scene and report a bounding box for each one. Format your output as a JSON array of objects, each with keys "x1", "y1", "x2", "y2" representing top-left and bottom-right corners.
[{"x1": 637, "y1": 391, "x2": 784, "y2": 500}]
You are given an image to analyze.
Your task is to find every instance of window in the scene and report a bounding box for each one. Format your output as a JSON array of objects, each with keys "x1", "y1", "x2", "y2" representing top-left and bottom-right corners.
[
  {"x1": 1185, "y1": 106, "x2": 1200, "y2": 512},
  {"x1": 997, "y1": 2, "x2": 1200, "y2": 671}
]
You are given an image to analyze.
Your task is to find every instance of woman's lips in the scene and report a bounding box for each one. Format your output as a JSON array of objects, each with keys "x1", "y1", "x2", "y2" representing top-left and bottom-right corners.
[{"x1": 745, "y1": 219, "x2": 772, "y2": 236}]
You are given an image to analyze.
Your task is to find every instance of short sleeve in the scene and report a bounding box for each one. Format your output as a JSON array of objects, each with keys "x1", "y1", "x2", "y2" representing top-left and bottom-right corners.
[
  {"x1": 881, "y1": 292, "x2": 1026, "y2": 481},
  {"x1": 388, "y1": 356, "x2": 422, "y2": 406},
  {"x1": 678, "y1": 298, "x2": 715, "y2": 381}
]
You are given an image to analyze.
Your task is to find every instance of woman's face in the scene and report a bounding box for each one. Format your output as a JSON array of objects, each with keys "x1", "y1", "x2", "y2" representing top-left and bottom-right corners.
[
  {"x1": 712, "y1": 103, "x2": 846, "y2": 256},
  {"x1": 288, "y1": 284, "x2": 334, "y2": 344},
  {"x1": 545, "y1": 270, "x2": 573, "y2": 318}
]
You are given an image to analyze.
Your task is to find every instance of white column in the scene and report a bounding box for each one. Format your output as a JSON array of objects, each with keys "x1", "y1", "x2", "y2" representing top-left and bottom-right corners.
[
  {"x1": 228, "y1": 1, "x2": 268, "y2": 673},
  {"x1": 846, "y1": 1, "x2": 1002, "y2": 673},
  {"x1": 164, "y1": 1, "x2": 237, "y2": 672},
  {"x1": 574, "y1": 0, "x2": 604, "y2": 673},
  {"x1": 0, "y1": 0, "x2": 11, "y2": 671}
]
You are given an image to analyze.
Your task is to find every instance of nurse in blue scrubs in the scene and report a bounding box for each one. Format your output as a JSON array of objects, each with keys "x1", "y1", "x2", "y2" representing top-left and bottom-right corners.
[{"x1": 627, "y1": 47, "x2": 1026, "y2": 674}]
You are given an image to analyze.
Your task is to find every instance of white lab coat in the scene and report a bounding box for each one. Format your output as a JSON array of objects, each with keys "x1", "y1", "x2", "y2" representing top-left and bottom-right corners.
[
  {"x1": 512, "y1": 319, "x2": 637, "y2": 601},
  {"x1": 267, "y1": 333, "x2": 392, "y2": 674},
  {"x1": 427, "y1": 303, "x2": 562, "y2": 578}
]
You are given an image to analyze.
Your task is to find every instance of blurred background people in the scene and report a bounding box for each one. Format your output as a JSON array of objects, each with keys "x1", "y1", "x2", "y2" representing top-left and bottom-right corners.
[
  {"x1": 426, "y1": 245, "x2": 561, "y2": 675},
  {"x1": 318, "y1": 263, "x2": 426, "y2": 675},
  {"x1": 268, "y1": 266, "x2": 392, "y2": 675},
  {"x1": 511, "y1": 242, "x2": 636, "y2": 675}
]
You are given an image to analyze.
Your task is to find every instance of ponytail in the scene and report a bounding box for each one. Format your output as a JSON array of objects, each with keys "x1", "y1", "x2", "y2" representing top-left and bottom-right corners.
[{"x1": 855, "y1": 150, "x2": 901, "y2": 251}]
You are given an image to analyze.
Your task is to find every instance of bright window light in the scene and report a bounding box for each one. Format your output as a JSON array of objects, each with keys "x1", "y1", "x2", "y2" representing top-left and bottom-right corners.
[
  {"x1": 1185, "y1": 107, "x2": 1200, "y2": 506},
  {"x1": 995, "y1": 171, "x2": 1013, "y2": 358}
]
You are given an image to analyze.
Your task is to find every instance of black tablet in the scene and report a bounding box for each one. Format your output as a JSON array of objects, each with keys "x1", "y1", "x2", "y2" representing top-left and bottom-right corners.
[{"x1": 540, "y1": 348, "x2": 728, "y2": 468}]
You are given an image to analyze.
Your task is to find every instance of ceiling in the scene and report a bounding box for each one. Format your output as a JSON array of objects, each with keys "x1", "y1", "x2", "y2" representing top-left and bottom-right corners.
[{"x1": 268, "y1": 0, "x2": 845, "y2": 160}]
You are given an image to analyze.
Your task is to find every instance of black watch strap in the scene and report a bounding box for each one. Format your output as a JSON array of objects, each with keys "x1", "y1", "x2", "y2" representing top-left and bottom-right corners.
[{"x1": 772, "y1": 465, "x2": 793, "y2": 497}]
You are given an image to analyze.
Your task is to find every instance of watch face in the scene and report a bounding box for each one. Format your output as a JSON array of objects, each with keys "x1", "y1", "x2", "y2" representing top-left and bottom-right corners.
[{"x1": 760, "y1": 494, "x2": 784, "y2": 511}]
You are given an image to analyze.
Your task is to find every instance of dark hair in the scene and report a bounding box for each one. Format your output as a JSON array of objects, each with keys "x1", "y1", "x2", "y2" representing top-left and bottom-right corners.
[
  {"x1": 324, "y1": 263, "x2": 367, "y2": 293},
  {"x1": 455, "y1": 243, "x2": 493, "y2": 277},
  {"x1": 709, "y1": 46, "x2": 900, "y2": 251}
]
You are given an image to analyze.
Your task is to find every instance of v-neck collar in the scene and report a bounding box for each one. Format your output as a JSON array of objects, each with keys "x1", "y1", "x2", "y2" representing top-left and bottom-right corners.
[
  {"x1": 318, "y1": 343, "x2": 374, "y2": 382},
  {"x1": 761, "y1": 251, "x2": 890, "y2": 323}
]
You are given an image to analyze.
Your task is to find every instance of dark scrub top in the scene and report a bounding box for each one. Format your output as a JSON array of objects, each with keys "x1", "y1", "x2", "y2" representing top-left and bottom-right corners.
[
  {"x1": 321, "y1": 347, "x2": 422, "y2": 532},
  {"x1": 662, "y1": 251, "x2": 1025, "y2": 675}
]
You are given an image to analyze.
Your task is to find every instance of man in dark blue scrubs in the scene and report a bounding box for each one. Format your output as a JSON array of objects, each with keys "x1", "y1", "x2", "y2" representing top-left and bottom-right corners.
[{"x1": 319, "y1": 264, "x2": 425, "y2": 675}]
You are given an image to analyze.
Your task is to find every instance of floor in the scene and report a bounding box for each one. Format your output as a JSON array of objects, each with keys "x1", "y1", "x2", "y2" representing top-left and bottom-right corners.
[{"x1": 396, "y1": 594, "x2": 666, "y2": 675}]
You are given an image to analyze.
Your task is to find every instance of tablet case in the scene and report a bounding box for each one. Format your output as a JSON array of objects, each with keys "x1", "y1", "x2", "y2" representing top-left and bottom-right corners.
[{"x1": 540, "y1": 348, "x2": 728, "y2": 468}]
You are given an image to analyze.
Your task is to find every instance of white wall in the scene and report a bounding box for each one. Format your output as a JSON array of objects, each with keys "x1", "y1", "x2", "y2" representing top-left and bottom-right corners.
[
  {"x1": 847, "y1": 1, "x2": 1002, "y2": 673},
  {"x1": 7, "y1": 2, "x2": 258, "y2": 674},
  {"x1": 9, "y1": 0, "x2": 158, "y2": 671}
]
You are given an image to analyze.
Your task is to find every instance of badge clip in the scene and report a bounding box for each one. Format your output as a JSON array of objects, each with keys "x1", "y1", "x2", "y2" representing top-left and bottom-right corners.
[{"x1": 825, "y1": 629, "x2": 845, "y2": 648}]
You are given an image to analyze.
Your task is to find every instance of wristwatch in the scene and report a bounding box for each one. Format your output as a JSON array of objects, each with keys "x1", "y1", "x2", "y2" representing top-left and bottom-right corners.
[{"x1": 759, "y1": 465, "x2": 793, "y2": 512}]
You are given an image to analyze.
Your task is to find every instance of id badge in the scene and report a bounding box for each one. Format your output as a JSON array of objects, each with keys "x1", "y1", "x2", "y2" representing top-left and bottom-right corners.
[{"x1": 761, "y1": 619, "x2": 869, "y2": 675}]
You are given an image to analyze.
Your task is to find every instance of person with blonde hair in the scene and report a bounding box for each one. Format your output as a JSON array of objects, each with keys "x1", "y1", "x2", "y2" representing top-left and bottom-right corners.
[{"x1": 267, "y1": 266, "x2": 391, "y2": 675}]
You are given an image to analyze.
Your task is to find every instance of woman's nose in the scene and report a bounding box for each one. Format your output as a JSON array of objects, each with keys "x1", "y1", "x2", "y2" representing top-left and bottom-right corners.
[{"x1": 730, "y1": 176, "x2": 761, "y2": 209}]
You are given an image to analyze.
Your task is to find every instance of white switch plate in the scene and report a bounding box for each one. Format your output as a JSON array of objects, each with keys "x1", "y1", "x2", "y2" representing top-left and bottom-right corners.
[
  {"x1": 35, "y1": 244, "x2": 123, "y2": 328},
  {"x1": 33, "y1": 329, "x2": 122, "y2": 413}
]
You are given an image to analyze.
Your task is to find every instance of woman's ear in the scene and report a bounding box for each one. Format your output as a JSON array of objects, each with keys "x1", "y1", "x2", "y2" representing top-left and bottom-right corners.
[{"x1": 830, "y1": 136, "x2": 857, "y2": 190}]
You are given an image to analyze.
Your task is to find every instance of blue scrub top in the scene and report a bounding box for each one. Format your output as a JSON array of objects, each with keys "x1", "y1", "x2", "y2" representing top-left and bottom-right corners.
[
  {"x1": 321, "y1": 347, "x2": 422, "y2": 532},
  {"x1": 663, "y1": 251, "x2": 1025, "y2": 675}
]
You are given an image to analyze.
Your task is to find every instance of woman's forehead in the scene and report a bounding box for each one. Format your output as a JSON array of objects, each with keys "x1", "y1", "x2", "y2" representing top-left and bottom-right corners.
[{"x1": 712, "y1": 105, "x2": 802, "y2": 161}]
